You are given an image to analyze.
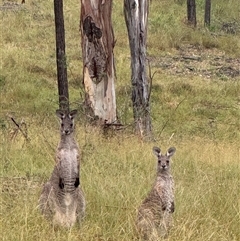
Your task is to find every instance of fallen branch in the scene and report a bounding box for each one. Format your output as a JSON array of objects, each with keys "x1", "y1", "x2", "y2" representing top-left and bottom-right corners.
[{"x1": 7, "y1": 114, "x2": 30, "y2": 141}]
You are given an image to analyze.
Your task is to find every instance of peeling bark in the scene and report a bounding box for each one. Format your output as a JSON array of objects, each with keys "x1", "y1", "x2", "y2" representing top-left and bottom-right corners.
[
  {"x1": 124, "y1": 0, "x2": 152, "y2": 139},
  {"x1": 80, "y1": 0, "x2": 116, "y2": 124}
]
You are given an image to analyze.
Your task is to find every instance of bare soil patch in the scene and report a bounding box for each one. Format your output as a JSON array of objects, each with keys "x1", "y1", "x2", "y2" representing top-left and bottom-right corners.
[
  {"x1": 150, "y1": 44, "x2": 240, "y2": 80},
  {"x1": 0, "y1": 1, "x2": 25, "y2": 11}
]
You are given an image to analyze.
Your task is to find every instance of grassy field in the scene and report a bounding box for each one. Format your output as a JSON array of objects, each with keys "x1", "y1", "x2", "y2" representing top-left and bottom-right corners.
[{"x1": 1, "y1": 0, "x2": 240, "y2": 240}]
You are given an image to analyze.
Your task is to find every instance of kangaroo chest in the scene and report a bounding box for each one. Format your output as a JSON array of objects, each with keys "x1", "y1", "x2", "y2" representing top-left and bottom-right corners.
[
  {"x1": 59, "y1": 148, "x2": 78, "y2": 162},
  {"x1": 155, "y1": 176, "x2": 174, "y2": 201}
]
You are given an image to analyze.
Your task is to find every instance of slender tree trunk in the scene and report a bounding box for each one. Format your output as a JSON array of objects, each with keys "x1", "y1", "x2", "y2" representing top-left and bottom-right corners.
[
  {"x1": 124, "y1": 0, "x2": 152, "y2": 139},
  {"x1": 80, "y1": 0, "x2": 117, "y2": 124},
  {"x1": 54, "y1": 0, "x2": 69, "y2": 111},
  {"x1": 204, "y1": 0, "x2": 211, "y2": 27},
  {"x1": 187, "y1": 0, "x2": 197, "y2": 27}
]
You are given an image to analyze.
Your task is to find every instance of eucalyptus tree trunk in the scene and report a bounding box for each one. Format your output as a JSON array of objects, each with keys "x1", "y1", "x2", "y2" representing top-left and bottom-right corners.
[
  {"x1": 124, "y1": 0, "x2": 152, "y2": 139},
  {"x1": 54, "y1": 0, "x2": 69, "y2": 111},
  {"x1": 80, "y1": 0, "x2": 117, "y2": 124},
  {"x1": 204, "y1": 0, "x2": 211, "y2": 27},
  {"x1": 187, "y1": 0, "x2": 197, "y2": 27}
]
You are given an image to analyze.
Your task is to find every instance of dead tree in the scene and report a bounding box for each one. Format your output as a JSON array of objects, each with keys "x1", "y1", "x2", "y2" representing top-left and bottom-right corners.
[
  {"x1": 187, "y1": 0, "x2": 197, "y2": 27},
  {"x1": 204, "y1": 0, "x2": 211, "y2": 27},
  {"x1": 80, "y1": 0, "x2": 117, "y2": 124},
  {"x1": 124, "y1": 0, "x2": 152, "y2": 139},
  {"x1": 54, "y1": 0, "x2": 69, "y2": 111}
]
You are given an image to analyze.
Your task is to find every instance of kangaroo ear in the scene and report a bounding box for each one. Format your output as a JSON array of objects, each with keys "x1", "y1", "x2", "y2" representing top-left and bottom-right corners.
[
  {"x1": 69, "y1": 109, "x2": 78, "y2": 119},
  {"x1": 167, "y1": 147, "x2": 176, "y2": 157},
  {"x1": 153, "y1": 146, "x2": 161, "y2": 157},
  {"x1": 56, "y1": 109, "x2": 65, "y2": 119}
]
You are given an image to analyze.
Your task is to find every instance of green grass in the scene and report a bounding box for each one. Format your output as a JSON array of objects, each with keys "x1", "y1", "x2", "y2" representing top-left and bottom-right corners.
[
  {"x1": 1, "y1": 0, "x2": 240, "y2": 240},
  {"x1": 1, "y1": 131, "x2": 240, "y2": 240}
]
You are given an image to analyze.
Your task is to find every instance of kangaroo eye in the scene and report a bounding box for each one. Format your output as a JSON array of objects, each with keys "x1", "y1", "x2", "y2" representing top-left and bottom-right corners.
[
  {"x1": 70, "y1": 124, "x2": 73, "y2": 127},
  {"x1": 61, "y1": 123, "x2": 64, "y2": 127},
  {"x1": 166, "y1": 160, "x2": 170, "y2": 164}
]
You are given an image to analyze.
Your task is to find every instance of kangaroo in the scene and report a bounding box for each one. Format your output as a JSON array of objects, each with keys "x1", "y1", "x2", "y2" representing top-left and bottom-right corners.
[
  {"x1": 39, "y1": 109, "x2": 85, "y2": 227},
  {"x1": 136, "y1": 146, "x2": 176, "y2": 240}
]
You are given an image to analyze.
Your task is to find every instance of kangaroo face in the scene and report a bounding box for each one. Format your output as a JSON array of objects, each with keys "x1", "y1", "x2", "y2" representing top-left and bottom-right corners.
[
  {"x1": 56, "y1": 109, "x2": 78, "y2": 135},
  {"x1": 153, "y1": 146, "x2": 176, "y2": 172},
  {"x1": 158, "y1": 154, "x2": 171, "y2": 171}
]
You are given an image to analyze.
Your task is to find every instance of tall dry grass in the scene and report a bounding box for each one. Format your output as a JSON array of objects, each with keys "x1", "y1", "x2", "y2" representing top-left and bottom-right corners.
[
  {"x1": 1, "y1": 125, "x2": 239, "y2": 240},
  {"x1": 1, "y1": 0, "x2": 240, "y2": 240}
]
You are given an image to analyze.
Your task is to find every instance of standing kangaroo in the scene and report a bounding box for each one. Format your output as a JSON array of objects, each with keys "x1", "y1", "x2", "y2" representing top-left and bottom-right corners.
[
  {"x1": 39, "y1": 109, "x2": 85, "y2": 227},
  {"x1": 137, "y1": 146, "x2": 176, "y2": 240}
]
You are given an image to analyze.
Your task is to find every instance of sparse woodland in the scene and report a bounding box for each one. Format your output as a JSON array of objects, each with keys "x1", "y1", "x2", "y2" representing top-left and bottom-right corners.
[{"x1": 1, "y1": 0, "x2": 240, "y2": 240}]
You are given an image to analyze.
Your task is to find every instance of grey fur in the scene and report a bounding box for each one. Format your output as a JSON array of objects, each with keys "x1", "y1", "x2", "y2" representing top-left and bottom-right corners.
[
  {"x1": 137, "y1": 146, "x2": 176, "y2": 240},
  {"x1": 39, "y1": 109, "x2": 85, "y2": 227}
]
